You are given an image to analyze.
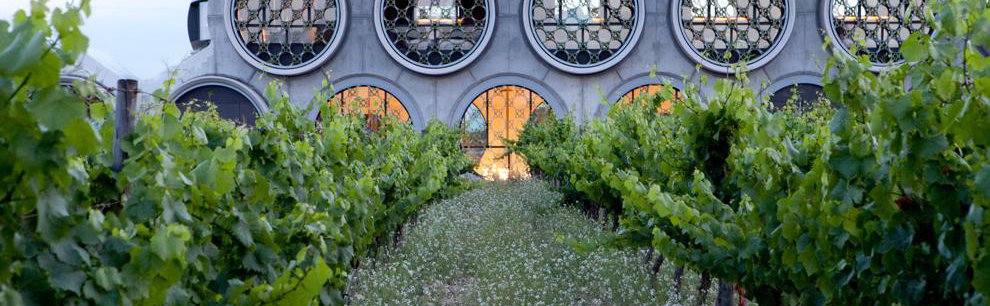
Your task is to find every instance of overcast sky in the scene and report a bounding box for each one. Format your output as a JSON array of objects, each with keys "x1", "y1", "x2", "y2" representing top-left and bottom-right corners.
[{"x1": 1, "y1": 1, "x2": 191, "y2": 79}]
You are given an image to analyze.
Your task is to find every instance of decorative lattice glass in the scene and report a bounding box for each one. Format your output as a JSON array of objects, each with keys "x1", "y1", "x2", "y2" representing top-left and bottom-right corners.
[
  {"x1": 380, "y1": 0, "x2": 492, "y2": 69},
  {"x1": 677, "y1": 0, "x2": 790, "y2": 67},
  {"x1": 461, "y1": 86, "x2": 551, "y2": 180},
  {"x1": 618, "y1": 84, "x2": 680, "y2": 113},
  {"x1": 329, "y1": 86, "x2": 411, "y2": 131},
  {"x1": 231, "y1": 0, "x2": 341, "y2": 71},
  {"x1": 528, "y1": 0, "x2": 639, "y2": 67},
  {"x1": 829, "y1": 0, "x2": 927, "y2": 65}
]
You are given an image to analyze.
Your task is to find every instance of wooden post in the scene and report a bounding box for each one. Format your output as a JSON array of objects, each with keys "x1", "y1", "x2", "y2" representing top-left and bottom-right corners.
[
  {"x1": 113, "y1": 79, "x2": 138, "y2": 173},
  {"x1": 716, "y1": 281, "x2": 735, "y2": 306}
]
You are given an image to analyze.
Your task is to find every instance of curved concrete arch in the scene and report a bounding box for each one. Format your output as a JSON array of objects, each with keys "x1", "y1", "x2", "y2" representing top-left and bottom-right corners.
[
  {"x1": 597, "y1": 72, "x2": 689, "y2": 118},
  {"x1": 447, "y1": 74, "x2": 569, "y2": 127},
  {"x1": 170, "y1": 75, "x2": 269, "y2": 113},
  {"x1": 318, "y1": 74, "x2": 428, "y2": 130},
  {"x1": 759, "y1": 72, "x2": 824, "y2": 102}
]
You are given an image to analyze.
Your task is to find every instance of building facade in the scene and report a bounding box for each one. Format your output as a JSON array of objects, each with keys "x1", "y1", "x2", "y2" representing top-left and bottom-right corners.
[{"x1": 63, "y1": 0, "x2": 926, "y2": 178}]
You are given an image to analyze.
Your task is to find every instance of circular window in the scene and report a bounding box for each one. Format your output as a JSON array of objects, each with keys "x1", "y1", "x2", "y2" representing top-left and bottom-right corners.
[
  {"x1": 176, "y1": 85, "x2": 263, "y2": 126},
  {"x1": 326, "y1": 86, "x2": 412, "y2": 131},
  {"x1": 823, "y1": 0, "x2": 928, "y2": 69},
  {"x1": 523, "y1": 0, "x2": 645, "y2": 74},
  {"x1": 375, "y1": 0, "x2": 496, "y2": 75},
  {"x1": 227, "y1": 0, "x2": 347, "y2": 76},
  {"x1": 461, "y1": 85, "x2": 552, "y2": 180},
  {"x1": 672, "y1": 0, "x2": 795, "y2": 72}
]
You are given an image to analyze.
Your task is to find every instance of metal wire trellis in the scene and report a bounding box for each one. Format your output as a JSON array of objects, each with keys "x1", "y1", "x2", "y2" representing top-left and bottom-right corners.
[
  {"x1": 679, "y1": 0, "x2": 789, "y2": 66},
  {"x1": 381, "y1": 0, "x2": 490, "y2": 68},
  {"x1": 530, "y1": 0, "x2": 638, "y2": 66},
  {"x1": 830, "y1": 0, "x2": 927, "y2": 65},
  {"x1": 233, "y1": 0, "x2": 340, "y2": 68}
]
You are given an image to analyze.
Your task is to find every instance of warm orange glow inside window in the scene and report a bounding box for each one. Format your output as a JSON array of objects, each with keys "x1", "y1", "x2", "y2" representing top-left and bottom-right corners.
[
  {"x1": 618, "y1": 84, "x2": 681, "y2": 113},
  {"x1": 462, "y1": 86, "x2": 551, "y2": 181},
  {"x1": 328, "y1": 86, "x2": 411, "y2": 131}
]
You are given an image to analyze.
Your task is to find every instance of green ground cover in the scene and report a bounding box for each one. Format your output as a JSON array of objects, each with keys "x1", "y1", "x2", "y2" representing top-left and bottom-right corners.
[{"x1": 348, "y1": 181, "x2": 717, "y2": 305}]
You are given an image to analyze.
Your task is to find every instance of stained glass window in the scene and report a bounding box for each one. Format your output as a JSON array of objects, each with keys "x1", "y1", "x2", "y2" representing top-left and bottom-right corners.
[{"x1": 461, "y1": 86, "x2": 551, "y2": 180}]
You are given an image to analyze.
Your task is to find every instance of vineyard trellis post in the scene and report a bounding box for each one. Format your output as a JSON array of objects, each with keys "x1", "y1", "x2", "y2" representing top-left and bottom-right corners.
[{"x1": 113, "y1": 79, "x2": 138, "y2": 172}]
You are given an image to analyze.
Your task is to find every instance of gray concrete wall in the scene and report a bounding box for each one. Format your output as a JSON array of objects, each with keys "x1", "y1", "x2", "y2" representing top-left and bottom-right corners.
[{"x1": 167, "y1": 0, "x2": 830, "y2": 129}]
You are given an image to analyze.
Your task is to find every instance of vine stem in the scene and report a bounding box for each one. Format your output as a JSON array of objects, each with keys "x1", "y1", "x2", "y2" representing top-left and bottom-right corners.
[
  {"x1": 0, "y1": 172, "x2": 26, "y2": 205},
  {"x1": 6, "y1": 37, "x2": 61, "y2": 102}
]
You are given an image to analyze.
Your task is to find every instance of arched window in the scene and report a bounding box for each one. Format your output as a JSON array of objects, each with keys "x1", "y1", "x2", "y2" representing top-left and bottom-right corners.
[
  {"x1": 176, "y1": 85, "x2": 263, "y2": 126},
  {"x1": 461, "y1": 86, "x2": 552, "y2": 180},
  {"x1": 228, "y1": 0, "x2": 346, "y2": 75},
  {"x1": 618, "y1": 84, "x2": 681, "y2": 113},
  {"x1": 769, "y1": 84, "x2": 824, "y2": 110},
  {"x1": 329, "y1": 86, "x2": 412, "y2": 131},
  {"x1": 674, "y1": 0, "x2": 794, "y2": 72},
  {"x1": 524, "y1": 0, "x2": 644, "y2": 74},
  {"x1": 377, "y1": 0, "x2": 495, "y2": 74},
  {"x1": 825, "y1": 0, "x2": 928, "y2": 67}
]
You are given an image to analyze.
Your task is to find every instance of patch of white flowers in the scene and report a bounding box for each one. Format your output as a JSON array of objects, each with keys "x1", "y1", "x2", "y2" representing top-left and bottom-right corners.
[{"x1": 347, "y1": 181, "x2": 718, "y2": 305}]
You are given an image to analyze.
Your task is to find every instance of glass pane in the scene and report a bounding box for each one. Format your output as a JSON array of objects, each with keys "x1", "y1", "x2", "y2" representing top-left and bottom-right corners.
[
  {"x1": 530, "y1": 0, "x2": 638, "y2": 66},
  {"x1": 679, "y1": 0, "x2": 788, "y2": 65},
  {"x1": 618, "y1": 84, "x2": 680, "y2": 113},
  {"x1": 233, "y1": 0, "x2": 340, "y2": 67},
  {"x1": 830, "y1": 0, "x2": 928, "y2": 64},
  {"x1": 330, "y1": 86, "x2": 412, "y2": 130},
  {"x1": 461, "y1": 85, "x2": 550, "y2": 180},
  {"x1": 383, "y1": 0, "x2": 492, "y2": 67}
]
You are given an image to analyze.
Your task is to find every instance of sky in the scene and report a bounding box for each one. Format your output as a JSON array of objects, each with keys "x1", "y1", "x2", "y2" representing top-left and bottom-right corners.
[{"x1": 0, "y1": 0, "x2": 192, "y2": 79}]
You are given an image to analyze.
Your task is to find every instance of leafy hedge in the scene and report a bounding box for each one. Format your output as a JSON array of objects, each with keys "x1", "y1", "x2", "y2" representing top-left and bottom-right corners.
[
  {"x1": 514, "y1": 0, "x2": 990, "y2": 304},
  {"x1": 0, "y1": 2, "x2": 473, "y2": 305}
]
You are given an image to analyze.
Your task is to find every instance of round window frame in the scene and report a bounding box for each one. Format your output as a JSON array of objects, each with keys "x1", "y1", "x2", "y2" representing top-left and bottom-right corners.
[
  {"x1": 373, "y1": 0, "x2": 497, "y2": 76},
  {"x1": 599, "y1": 73, "x2": 688, "y2": 118},
  {"x1": 819, "y1": 0, "x2": 926, "y2": 72},
  {"x1": 522, "y1": 0, "x2": 646, "y2": 75},
  {"x1": 171, "y1": 75, "x2": 269, "y2": 114},
  {"x1": 224, "y1": 0, "x2": 349, "y2": 76},
  {"x1": 670, "y1": 0, "x2": 796, "y2": 74}
]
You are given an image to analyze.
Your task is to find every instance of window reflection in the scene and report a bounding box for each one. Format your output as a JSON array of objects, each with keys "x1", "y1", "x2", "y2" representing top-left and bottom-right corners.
[
  {"x1": 618, "y1": 84, "x2": 681, "y2": 114},
  {"x1": 328, "y1": 86, "x2": 411, "y2": 132},
  {"x1": 461, "y1": 86, "x2": 551, "y2": 180},
  {"x1": 383, "y1": 0, "x2": 490, "y2": 67},
  {"x1": 530, "y1": 0, "x2": 638, "y2": 66},
  {"x1": 830, "y1": 0, "x2": 927, "y2": 64}
]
